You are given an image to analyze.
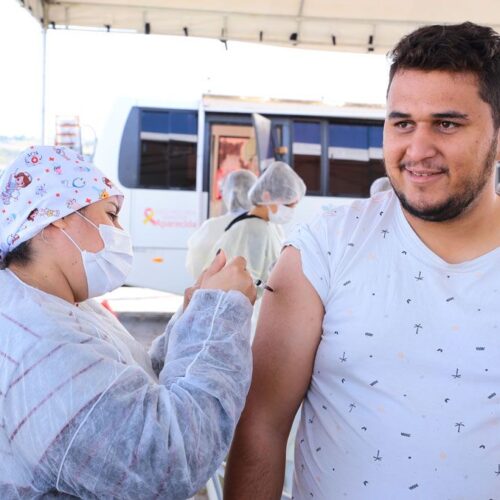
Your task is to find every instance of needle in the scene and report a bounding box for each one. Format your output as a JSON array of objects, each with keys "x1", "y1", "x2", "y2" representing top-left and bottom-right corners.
[{"x1": 255, "y1": 279, "x2": 274, "y2": 292}]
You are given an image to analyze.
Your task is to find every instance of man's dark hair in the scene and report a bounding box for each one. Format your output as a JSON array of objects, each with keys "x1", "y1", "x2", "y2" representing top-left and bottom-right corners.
[{"x1": 388, "y1": 22, "x2": 500, "y2": 128}]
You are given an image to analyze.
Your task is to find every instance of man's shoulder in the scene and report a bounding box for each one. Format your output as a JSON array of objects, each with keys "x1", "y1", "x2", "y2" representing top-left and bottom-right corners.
[
  {"x1": 333, "y1": 190, "x2": 393, "y2": 218},
  {"x1": 298, "y1": 190, "x2": 396, "y2": 240}
]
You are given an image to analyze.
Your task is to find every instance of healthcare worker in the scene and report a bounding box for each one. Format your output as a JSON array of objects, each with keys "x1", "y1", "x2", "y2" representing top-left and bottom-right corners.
[
  {"x1": 212, "y1": 161, "x2": 306, "y2": 288},
  {"x1": 186, "y1": 169, "x2": 257, "y2": 279},
  {"x1": 209, "y1": 161, "x2": 306, "y2": 337},
  {"x1": 0, "y1": 146, "x2": 256, "y2": 499}
]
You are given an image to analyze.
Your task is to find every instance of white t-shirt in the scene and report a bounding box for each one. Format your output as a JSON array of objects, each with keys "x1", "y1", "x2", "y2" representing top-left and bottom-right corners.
[{"x1": 286, "y1": 190, "x2": 500, "y2": 499}]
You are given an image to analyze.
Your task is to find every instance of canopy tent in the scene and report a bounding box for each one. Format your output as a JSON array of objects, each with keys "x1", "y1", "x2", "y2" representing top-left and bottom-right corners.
[{"x1": 18, "y1": 0, "x2": 500, "y2": 53}]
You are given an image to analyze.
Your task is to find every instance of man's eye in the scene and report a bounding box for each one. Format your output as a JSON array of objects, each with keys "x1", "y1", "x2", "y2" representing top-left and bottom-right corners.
[
  {"x1": 108, "y1": 212, "x2": 118, "y2": 220},
  {"x1": 440, "y1": 121, "x2": 458, "y2": 129},
  {"x1": 395, "y1": 121, "x2": 412, "y2": 129}
]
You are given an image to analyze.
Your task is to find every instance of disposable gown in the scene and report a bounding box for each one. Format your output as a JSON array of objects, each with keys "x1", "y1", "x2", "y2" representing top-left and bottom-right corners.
[
  {"x1": 209, "y1": 218, "x2": 284, "y2": 338},
  {"x1": 185, "y1": 211, "x2": 241, "y2": 279},
  {"x1": 0, "y1": 268, "x2": 252, "y2": 499},
  {"x1": 211, "y1": 218, "x2": 282, "y2": 294}
]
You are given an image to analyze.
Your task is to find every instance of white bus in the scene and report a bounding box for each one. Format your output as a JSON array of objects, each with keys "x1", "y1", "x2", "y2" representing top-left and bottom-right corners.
[{"x1": 94, "y1": 95, "x2": 386, "y2": 294}]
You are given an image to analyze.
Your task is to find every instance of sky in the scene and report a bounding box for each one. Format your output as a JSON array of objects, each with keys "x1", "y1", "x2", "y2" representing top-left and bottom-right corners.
[{"x1": 0, "y1": 0, "x2": 391, "y2": 142}]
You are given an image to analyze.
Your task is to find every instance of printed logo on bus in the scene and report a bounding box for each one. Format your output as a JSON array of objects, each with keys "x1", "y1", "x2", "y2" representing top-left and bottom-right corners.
[{"x1": 143, "y1": 208, "x2": 197, "y2": 229}]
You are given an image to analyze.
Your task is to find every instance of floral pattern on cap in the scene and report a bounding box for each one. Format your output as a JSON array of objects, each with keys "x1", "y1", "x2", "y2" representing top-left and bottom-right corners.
[{"x1": 0, "y1": 145, "x2": 123, "y2": 265}]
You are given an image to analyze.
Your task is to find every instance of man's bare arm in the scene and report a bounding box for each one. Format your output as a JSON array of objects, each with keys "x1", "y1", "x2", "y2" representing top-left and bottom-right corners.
[{"x1": 224, "y1": 246, "x2": 324, "y2": 499}]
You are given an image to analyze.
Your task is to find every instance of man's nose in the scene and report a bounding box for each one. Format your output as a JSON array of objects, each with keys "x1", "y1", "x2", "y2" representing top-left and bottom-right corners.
[{"x1": 404, "y1": 126, "x2": 437, "y2": 164}]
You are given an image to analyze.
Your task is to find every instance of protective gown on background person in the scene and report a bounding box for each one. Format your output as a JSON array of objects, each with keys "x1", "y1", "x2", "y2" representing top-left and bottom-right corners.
[
  {"x1": 209, "y1": 161, "x2": 306, "y2": 337},
  {"x1": 211, "y1": 162, "x2": 305, "y2": 291},
  {"x1": 0, "y1": 269, "x2": 252, "y2": 499},
  {"x1": 186, "y1": 170, "x2": 257, "y2": 279}
]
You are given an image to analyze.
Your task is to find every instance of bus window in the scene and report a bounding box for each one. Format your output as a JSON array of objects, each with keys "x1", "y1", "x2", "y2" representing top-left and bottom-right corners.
[
  {"x1": 292, "y1": 121, "x2": 321, "y2": 194},
  {"x1": 140, "y1": 139, "x2": 196, "y2": 189},
  {"x1": 328, "y1": 123, "x2": 384, "y2": 197},
  {"x1": 118, "y1": 109, "x2": 198, "y2": 190},
  {"x1": 368, "y1": 125, "x2": 386, "y2": 183}
]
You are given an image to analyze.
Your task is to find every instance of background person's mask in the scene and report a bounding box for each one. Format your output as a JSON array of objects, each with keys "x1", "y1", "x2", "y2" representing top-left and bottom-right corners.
[
  {"x1": 62, "y1": 212, "x2": 133, "y2": 298},
  {"x1": 268, "y1": 204, "x2": 295, "y2": 225}
]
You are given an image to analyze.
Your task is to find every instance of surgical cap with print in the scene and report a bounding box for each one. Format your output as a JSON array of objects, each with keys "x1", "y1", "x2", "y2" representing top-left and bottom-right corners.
[
  {"x1": 0, "y1": 145, "x2": 123, "y2": 265},
  {"x1": 248, "y1": 161, "x2": 306, "y2": 206},
  {"x1": 221, "y1": 169, "x2": 258, "y2": 213}
]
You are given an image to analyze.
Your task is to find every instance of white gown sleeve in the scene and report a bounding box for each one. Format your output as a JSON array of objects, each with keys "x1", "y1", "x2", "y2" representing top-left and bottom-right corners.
[
  {"x1": 5, "y1": 289, "x2": 252, "y2": 500},
  {"x1": 148, "y1": 305, "x2": 183, "y2": 376}
]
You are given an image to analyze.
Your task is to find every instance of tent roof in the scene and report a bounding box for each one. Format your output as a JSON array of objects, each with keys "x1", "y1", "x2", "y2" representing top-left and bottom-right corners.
[{"x1": 19, "y1": 0, "x2": 500, "y2": 53}]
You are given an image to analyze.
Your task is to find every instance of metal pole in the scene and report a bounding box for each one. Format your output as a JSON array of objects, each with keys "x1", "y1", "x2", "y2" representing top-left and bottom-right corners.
[
  {"x1": 41, "y1": 25, "x2": 47, "y2": 144},
  {"x1": 196, "y1": 99, "x2": 206, "y2": 226}
]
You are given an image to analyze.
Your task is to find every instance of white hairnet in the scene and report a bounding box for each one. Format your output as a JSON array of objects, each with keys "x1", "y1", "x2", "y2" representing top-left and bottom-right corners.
[
  {"x1": 221, "y1": 170, "x2": 257, "y2": 213},
  {"x1": 248, "y1": 161, "x2": 306, "y2": 206},
  {"x1": 370, "y1": 176, "x2": 392, "y2": 196}
]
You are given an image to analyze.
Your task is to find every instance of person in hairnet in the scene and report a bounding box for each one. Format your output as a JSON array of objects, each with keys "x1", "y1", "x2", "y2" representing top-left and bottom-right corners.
[
  {"x1": 186, "y1": 169, "x2": 257, "y2": 279},
  {"x1": 0, "y1": 145, "x2": 256, "y2": 499},
  {"x1": 209, "y1": 161, "x2": 306, "y2": 337}
]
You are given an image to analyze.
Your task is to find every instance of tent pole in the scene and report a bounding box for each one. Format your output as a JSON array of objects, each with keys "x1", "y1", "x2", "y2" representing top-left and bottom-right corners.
[{"x1": 41, "y1": 25, "x2": 47, "y2": 144}]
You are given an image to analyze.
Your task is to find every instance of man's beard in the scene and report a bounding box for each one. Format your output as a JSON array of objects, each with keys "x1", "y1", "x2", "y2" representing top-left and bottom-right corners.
[{"x1": 388, "y1": 138, "x2": 497, "y2": 222}]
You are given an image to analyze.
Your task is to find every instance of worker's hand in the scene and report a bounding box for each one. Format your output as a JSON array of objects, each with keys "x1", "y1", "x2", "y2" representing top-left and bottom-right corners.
[
  {"x1": 200, "y1": 250, "x2": 257, "y2": 305},
  {"x1": 183, "y1": 250, "x2": 256, "y2": 309}
]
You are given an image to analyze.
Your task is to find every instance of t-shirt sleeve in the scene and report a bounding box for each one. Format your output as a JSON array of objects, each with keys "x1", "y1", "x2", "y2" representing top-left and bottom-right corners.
[{"x1": 284, "y1": 215, "x2": 331, "y2": 306}]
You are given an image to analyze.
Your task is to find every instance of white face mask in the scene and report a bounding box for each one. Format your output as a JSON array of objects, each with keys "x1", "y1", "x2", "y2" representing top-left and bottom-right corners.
[
  {"x1": 268, "y1": 204, "x2": 295, "y2": 225},
  {"x1": 61, "y1": 212, "x2": 133, "y2": 298}
]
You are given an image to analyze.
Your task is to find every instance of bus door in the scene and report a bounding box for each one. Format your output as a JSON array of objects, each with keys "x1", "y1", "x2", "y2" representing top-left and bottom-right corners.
[
  {"x1": 204, "y1": 114, "x2": 257, "y2": 218},
  {"x1": 252, "y1": 113, "x2": 291, "y2": 167},
  {"x1": 204, "y1": 113, "x2": 290, "y2": 218}
]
